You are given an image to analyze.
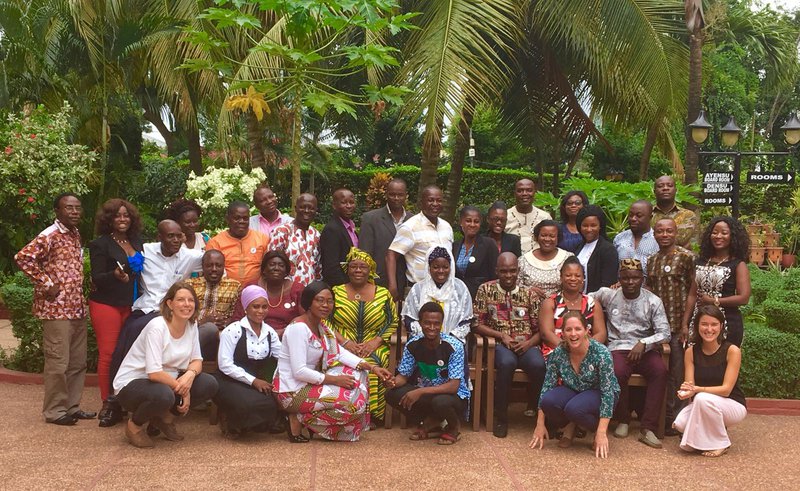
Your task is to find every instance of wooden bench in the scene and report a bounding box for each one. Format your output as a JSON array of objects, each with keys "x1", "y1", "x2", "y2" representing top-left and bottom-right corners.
[
  {"x1": 384, "y1": 330, "x2": 486, "y2": 432},
  {"x1": 485, "y1": 341, "x2": 670, "y2": 439}
]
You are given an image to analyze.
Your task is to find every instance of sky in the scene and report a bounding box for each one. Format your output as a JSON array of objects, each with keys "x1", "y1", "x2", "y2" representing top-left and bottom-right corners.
[{"x1": 763, "y1": 0, "x2": 800, "y2": 10}]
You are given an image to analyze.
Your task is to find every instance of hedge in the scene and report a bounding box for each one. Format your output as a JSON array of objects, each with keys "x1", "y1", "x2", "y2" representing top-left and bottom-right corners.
[
  {"x1": 0, "y1": 270, "x2": 98, "y2": 373},
  {"x1": 740, "y1": 323, "x2": 800, "y2": 399},
  {"x1": 762, "y1": 289, "x2": 800, "y2": 335}
]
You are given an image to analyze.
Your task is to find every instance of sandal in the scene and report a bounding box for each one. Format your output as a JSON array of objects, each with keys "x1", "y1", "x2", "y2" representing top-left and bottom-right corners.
[
  {"x1": 409, "y1": 426, "x2": 444, "y2": 441},
  {"x1": 437, "y1": 432, "x2": 462, "y2": 445},
  {"x1": 558, "y1": 436, "x2": 573, "y2": 448},
  {"x1": 701, "y1": 447, "x2": 729, "y2": 458}
]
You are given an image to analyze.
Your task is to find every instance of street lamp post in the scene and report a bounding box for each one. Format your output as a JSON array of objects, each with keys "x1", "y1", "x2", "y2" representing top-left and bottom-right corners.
[{"x1": 689, "y1": 111, "x2": 799, "y2": 219}]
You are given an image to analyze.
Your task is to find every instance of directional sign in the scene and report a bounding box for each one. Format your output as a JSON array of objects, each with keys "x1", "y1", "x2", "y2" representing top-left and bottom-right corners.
[
  {"x1": 703, "y1": 183, "x2": 734, "y2": 194},
  {"x1": 746, "y1": 172, "x2": 795, "y2": 184},
  {"x1": 703, "y1": 172, "x2": 735, "y2": 184},
  {"x1": 702, "y1": 196, "x2": 733, "y2": 206}
]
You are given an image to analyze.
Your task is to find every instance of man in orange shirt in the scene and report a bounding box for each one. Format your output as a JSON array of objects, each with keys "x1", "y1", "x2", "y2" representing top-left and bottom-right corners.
[{"x1": 206, "y1": 201, "x2": 269, "y2": 285}]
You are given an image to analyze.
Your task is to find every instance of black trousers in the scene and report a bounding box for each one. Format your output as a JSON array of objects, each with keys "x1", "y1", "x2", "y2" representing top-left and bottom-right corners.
[
  {"x1": 386, "y1": 385, "x2": 466, "y2": 427},
  {"x1": 117, "y1": 373, "x2": 218, "y2": 426}
]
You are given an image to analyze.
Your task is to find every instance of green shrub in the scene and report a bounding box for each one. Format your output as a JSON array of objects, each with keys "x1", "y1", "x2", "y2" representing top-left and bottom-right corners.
[
  {"x1": 740, "y1": 323, "x2": 800, "y2": 399},
  {"x1": 762, "y1": 289, "x2": 800, "y2": 335},
  {"x1": 749, "y1": 265, "x2": 784, "y2": 305},
  {"x1": 0, "y1": 264, "x2": 98, "y2": 373}
]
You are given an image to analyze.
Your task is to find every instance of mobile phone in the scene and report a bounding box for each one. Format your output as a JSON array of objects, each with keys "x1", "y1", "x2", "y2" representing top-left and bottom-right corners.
[{"x1": 115, "y1": 261, "x2": 125, "y2": 271}]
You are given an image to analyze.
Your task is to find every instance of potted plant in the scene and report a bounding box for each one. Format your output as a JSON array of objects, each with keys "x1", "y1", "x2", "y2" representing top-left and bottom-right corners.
[
  {"x1": 749, "y1": 233, "x2": 766, "y2": 266},
  {"x1": 782, "y1": 223, "x2": 800, "y2": 268}
]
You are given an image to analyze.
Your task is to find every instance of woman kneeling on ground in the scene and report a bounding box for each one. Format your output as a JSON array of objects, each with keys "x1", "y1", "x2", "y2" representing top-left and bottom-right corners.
[
  {"x1": 673, "y1": 304, "x2": 746, "y2": 457},
  {"x1": 214, "y1": 285, "x2": 282, "y2": 439},
  {"x1": 530, "y1": 311, "x2": 619, "y2": 458},
  {"x1": 113, "y1": 282, "x2": 219, "y2": 448},
  {"x1": 273, "y1": 281, "x2": 393, "y2": 442}
]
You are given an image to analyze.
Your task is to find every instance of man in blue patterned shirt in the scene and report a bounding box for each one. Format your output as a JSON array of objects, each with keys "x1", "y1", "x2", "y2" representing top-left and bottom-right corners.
[
  {"x1": 613, "y1": 200, "x2": 659, "y2": 278},
  {"x1": 385, "y1": 302, "x2": 470, "y2": 445}
]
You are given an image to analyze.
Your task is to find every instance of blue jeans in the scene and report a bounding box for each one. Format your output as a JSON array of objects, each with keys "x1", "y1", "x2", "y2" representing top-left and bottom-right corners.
[
  {"x1": 540, "y1": 386, "x2": 606, "y2": 430},
  {"x1": 494, "y1": 344, "x2": 546, "y2": 421}
]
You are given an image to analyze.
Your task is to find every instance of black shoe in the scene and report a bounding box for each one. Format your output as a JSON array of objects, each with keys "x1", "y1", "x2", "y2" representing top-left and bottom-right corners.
[
  {"x1": 493, "y1": 421, "x2": 508, "y2": 438},
  {"x1": 287, "y1": 425, "x2": 310, "y2": 443},
  {"x1": 146, "y1": 423, "x2": 161, "y2": 437},
  {"x1": 50, "y1": 414, "x2": 77, "y2": 426},
  {"x1": 664, "y1": 426, "x2": 681, "y2": 437},
  {"x1": 98, "y1": 401, "x2": 123, "y2": 428},
  {"x1": 71, "y1": 409, "x2": 97, "y2": 420}
]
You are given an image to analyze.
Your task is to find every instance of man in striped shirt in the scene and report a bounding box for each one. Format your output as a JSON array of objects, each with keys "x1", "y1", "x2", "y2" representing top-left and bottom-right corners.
[{"x1": 386, "y1": 185, "x2": 453, "y2": 301}]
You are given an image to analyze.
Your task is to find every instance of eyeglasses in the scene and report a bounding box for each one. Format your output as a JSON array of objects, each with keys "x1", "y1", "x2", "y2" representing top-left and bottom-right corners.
[
  {"x1": 313, "y1": 297, "x2": 333, "y2": 306},
  {"x1": 565, "y1": 200, "x2": 583, "y2": 206}
]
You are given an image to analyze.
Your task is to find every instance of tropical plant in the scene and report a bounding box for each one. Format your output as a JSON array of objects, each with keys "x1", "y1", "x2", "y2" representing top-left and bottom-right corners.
[
  {"x1": 0, "y1": 104, "x2": 96, "y2": 270},
  {"x1": 183, "y1": 0, "x2": 416, "y2": 205}
]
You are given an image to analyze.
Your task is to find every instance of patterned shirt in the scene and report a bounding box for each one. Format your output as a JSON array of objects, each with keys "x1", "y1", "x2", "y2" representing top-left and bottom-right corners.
[
  {"x1": 505, "y1": 205, "x2": 552, "y2": 254},
  {"x1": 398, "y1": 333, "x2": 471, "y2": 401},
  {"x1": 518, "y1": 248, "x2": 574, "y2": 296},
  {"x1": 270, "y1": 222, "x2": 321, "y2": 286},
  {"x1": 206, "y1": 230, "x2": 270, "y2": 286},
  {"x1": 186, "y1": 277, "x2": 241, "y2": 321},
  {"x1": 14, "y1": 220, "x2": 86, "y2": 320},
  {"x1": 473, "y1": 281, "x2": 541, "y2": 339},
  {"x1": 652, "y1": 204, "x2": 699, "y2": 249},
  {"x1": 646, "y1": 246, "x2": 695, "y2": 333},
  {"x1": 539, "y1": 339, "x2": 620, "y2": 419},
  {"x1": 591, "y1": 287, "x2": 671, "y2": 351},
  {"x1": 389, "y1": 212, "x2": 454, "y2": 284},
  {"x1": 613, "y1": 229, "x2": 659, "y2": 278}
]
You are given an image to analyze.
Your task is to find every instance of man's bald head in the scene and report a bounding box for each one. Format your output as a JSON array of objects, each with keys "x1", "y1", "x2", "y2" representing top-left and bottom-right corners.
[
  {"x1": 496, "y1": 252, "x2": 520, "y2": 291},
  {"x1": 158, "y1": 219, "x2": 184, "y2": 256},
  {"x1": 497, "y1": 252, "x2": 518, "y2": 268}
]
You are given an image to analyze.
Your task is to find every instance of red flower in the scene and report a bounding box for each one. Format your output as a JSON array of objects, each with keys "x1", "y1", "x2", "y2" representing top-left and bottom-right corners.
[
  {"x1": 27, "y1": 196, "x2": 35, "y2": 203},
  {"x1": 4, "y1": 146, "x2": 11, "y2": 155},
  {"x1": 18, "y1": 188, "x2": 26, "y2": 195},
  {"x1": 30, "y1": 134, "x2": 37, "y2": 139},
  {"x1": 30, "y1": 213, "x2": 37, "y2": 220}
]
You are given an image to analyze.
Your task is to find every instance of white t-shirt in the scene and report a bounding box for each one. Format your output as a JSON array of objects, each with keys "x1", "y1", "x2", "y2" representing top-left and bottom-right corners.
[{"x1": 113, "y1": 316, "x2": 202, "y2": 393}]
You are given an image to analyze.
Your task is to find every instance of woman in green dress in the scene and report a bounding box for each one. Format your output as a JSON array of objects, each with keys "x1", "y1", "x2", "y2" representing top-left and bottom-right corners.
[{"x1": 330, "y1": 248, "x2": 398, "y2": 426}]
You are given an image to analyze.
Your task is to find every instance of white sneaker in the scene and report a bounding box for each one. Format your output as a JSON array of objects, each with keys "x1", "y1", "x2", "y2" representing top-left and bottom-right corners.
[{"x1": 614, "y1": 423, "x2": 629, "y2": 438}]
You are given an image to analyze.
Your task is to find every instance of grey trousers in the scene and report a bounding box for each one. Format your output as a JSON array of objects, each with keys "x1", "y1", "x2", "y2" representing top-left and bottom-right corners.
[
  {"x1": 666, "y1": 335, "x2": 687, "y2": 425},
  {"x1": 42, "y1": 319, "x2": 87, "y2": 422}
]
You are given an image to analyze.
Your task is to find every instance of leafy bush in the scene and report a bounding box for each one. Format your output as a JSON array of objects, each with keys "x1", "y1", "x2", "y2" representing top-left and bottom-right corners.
[
  {"x1": 740, "y1": 323, "x2": 800, "y2": 399},
  {"x1": 762, "y1": 289, "x2": 800, "y2": 335},
  {"x1": 749, "y1": 265, "x2": 784, "y2": 305},
  {"x1": 126, "y1": 152, "x2": 191, "y2": 238},
  {"x1": 0, "y1": 104, "x2": 96, "y2": 270},
  {"x1": 0, "y1": 264, "x2": 98, "y2": 373},
  {"x1": 185, "y1": 166, "x2": 267, "y2": 233}
]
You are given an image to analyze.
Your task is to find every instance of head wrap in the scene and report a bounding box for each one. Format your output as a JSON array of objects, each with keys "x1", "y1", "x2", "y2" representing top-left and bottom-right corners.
[
  {"x1": 241, "y1": 285, "x2": 269, "y2": 311},
  {"x1": 619, "y1": 258, "x2": 643, "y2": 273},
  {"x1": 427, "y1": 246, "x2": 451, "y2": 265},
  {"x1": 341, "y1": 247, "x2": 378, "y2": 283}
]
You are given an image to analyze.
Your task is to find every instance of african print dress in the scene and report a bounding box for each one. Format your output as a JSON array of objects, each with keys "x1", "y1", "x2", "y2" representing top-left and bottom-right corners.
[
  {"x1": 273, "y1": 320, "x2": 370, "y2": 441},
  {"x1": 542, "y1": 291, "x2": 596, "y2": 357},
  {"x1": 330, "y1": 284, "x2": 397, "y2": 420}
]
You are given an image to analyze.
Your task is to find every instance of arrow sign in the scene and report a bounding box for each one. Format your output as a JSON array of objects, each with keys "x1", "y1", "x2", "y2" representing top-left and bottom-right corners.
[
  {"x1": 703, "y1": 172, "x2": 735, "y2": 184},
  {"x1": 702, "y1": 196, "x2": 733, "y2": 206},
  {"x1": 703, "y1": 183, "x2": 734, "y2": 194},
  {"x1": 746, "y1": 172, "x2": 795, "y2": 184}
]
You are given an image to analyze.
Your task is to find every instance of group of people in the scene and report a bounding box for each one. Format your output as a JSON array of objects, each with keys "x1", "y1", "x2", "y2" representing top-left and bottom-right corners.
[{"x1": 14, "y1": 175, "x2": 748, "y2": 458}]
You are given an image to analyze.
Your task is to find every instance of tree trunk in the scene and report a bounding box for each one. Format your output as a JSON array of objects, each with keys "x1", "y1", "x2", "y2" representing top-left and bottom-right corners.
[
  {"x1": 143, "y1": 108, "x2": 180, "y2": 156},
  {"x1": 443, "y1": 105, "x2": 474, "y2": 222},
  {"x1": 246, "y1": 112, "x2": 267, "y2": 172},
  {"x1": 685, "y1": 28, "x2": 704, "y2": 184},
  {"x1": 186, "y1": 123, "x2": 203, "y2": 176},
  {"x1": 640, "y1": 118, "x2": 661, "y2": 180},
  {"x1": 419, "y1": 117, "x2": 444, "y2": 202},
  {"x1": 290, "y1": 91, "x2": 303, "y2": 206}
]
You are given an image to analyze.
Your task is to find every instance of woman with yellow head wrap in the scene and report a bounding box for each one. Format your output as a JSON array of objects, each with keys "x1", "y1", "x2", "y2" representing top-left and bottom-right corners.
[{"x1": 329, "y1": 247, "x2": 397, "y2": 425}]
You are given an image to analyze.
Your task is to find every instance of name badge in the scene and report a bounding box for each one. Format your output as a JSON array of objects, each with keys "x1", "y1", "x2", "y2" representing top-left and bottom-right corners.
[
  {"x1": 468, "y1": 256, "x2": 476, "y2": 263},
  {"x1": 250, "y1": 247, "x2": 257, "y2": 254},
  {"x1": 664, "y1": 265, "x2": 672, "y2": 273},
  {"x1": 437, "y1": 360, "x2": 445, "y2": 367}
]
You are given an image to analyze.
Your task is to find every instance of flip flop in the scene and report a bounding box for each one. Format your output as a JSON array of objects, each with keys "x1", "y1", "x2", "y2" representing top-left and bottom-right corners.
[
  {"x1": 437, "y1": 432, "x2": 462, "y2": 445},
  {"x1": 409, "y1": 428, "x2": 429, "y2": 441},
  {"x1": 701, "y1": 447, "x2": 730, "y2": 458}
]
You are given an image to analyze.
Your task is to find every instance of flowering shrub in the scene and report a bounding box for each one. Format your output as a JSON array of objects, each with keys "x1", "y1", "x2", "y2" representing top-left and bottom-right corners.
[
  {"x1": 0, "y1": 104, "x2": 95, "y2": 270},
  {"x1": 185, "y1": 166, "x2": 267, "y2": 231}
]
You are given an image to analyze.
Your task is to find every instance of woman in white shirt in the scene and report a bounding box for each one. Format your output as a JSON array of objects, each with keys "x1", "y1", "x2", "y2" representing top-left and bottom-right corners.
[
  {"x1": 113, "y1": 281, "x2": 218, "y2": 448},
  {"x1": 274, "y1": 281, "x2": 393, "y2": 442},
  {"x1": 213, "y1": 285, "x2": 281, "y2": 439}
]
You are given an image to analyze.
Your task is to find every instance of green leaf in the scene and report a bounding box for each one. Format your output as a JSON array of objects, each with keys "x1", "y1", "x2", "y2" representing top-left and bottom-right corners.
[
  {"x1": 342, "y1": 45, "x2": 400, "y2": 68},
  {"x1": 199, "y1": 8, "x2": 262, "y2": 29},
  {"x1": 182, "y1": 28, "x2": 230, "y2": 51}
]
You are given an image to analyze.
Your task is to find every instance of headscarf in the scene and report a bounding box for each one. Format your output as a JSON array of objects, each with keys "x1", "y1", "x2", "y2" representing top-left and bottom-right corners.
[
  {"x1": 340, "y1": 247, "x2": 378, "y2": 283},
  {"x1": 241, "y1": 285, "x2": 269, "y2": 311},
  {"x1": 619, "y1": 258, "x2": 643, "y2": 273},
  {"x1": 420, "y1": 244, "x2": 456, "y2": 303}
]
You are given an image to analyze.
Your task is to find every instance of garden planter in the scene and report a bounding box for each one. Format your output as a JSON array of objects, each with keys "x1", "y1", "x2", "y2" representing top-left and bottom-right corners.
[
  {"x1": 747, "y1": 224, "x2": 765, "y2": 235},
  {"x1": 764, "y1": 233, "x2": 781, "y2": 247},
  {"x1": 763, "y1": 223, "x2": 775, "y2": 234},
  {"x1": 766, "y1": 246, "x2": 783, "y2": 264},
  {"x1": 782, "y1": 254, "x2": 797, "y2": 268},
  {"x1": 749, "y1": 246, "x2": 766, "y2": 265}
]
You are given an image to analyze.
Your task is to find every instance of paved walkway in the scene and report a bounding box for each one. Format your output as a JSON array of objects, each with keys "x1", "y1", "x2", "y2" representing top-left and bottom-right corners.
[{"x1": 0, "y1": 383, "x2": 797, "y2": 489}]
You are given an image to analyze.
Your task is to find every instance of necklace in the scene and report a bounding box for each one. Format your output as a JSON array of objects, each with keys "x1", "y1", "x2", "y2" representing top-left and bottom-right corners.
[
  {"x1": 350, "y1": 283, "x2": 370, "y2": 301},
  {"x1": 112, "y1": 233, "x2": 129, "y2": 245},
  {"x1": 709, "y1": 255, "x2": 729, "y2": 267},
  {"x1": 266, "y1": 282, "x2": 285, "y2": 308},
  {"x1": 562, "y1": 292, "x2": 583, "y2": 309}
]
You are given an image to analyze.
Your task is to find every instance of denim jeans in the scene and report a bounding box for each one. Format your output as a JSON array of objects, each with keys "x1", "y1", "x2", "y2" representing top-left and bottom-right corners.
[
  {"x1": 117, "y1": 373, "x2": 218, "y2": 426},
  {"x1": 493, "y1": 344, "x2": 546, "y2": 422}
]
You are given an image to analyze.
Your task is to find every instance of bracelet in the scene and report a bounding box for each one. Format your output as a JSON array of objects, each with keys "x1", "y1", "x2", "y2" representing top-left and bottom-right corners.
[
  {"x1": 188, "y1": 368, "x2": 199, "y2": 376},
  {"x1": 342, "y1": 339, "x2": 351, "y2": 347}
]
